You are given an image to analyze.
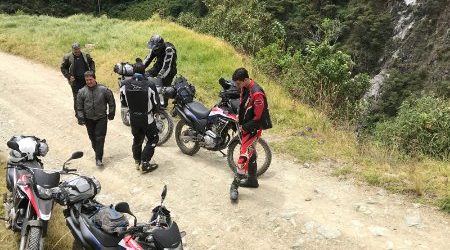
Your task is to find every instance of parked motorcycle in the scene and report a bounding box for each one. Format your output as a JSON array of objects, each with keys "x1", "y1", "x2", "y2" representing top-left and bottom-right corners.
[
  {"x1": 166, "y1": 77, "x2": 272, "y2": 176},
  {"x1": 54, "y1": 165, "x2": 184, "y2": 250},
  {"x1": 114, "y1": 62, "x2": 174, "y2": 146},
  {"x1": 3, "y1": 136, "x2": 82, "y2": 250}
]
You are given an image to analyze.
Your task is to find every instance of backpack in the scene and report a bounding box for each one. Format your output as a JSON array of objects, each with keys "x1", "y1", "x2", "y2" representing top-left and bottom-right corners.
[
  {"x1": 173, "y1": 76, "x2": 196, "y2": 104},
  {"x1": 93, "y1": 206, "x2": 129, "y2": 235}
]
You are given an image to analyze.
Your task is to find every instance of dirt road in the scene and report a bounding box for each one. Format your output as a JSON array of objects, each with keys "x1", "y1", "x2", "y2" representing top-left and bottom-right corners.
[{"x1": 0, "y1": 51, "x2": 449, "y2": 249}]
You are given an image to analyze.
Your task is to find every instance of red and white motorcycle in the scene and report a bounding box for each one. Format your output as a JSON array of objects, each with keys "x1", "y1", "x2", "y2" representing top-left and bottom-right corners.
[
  {"x1": 167, "y1": 77, "x2": 272, "y2": 176},
  {"x1": 3, "y1": 136, "x2": 82, "y2": 250}
]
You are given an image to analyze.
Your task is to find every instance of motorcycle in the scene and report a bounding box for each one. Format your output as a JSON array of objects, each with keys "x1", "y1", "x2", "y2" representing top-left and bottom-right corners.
[
  {"x1": 166, "y1": 77, "x2": 272, "y2": 176},
  {"x1": 54, "y1": 163, "x2": 184, "y2": 249},
  {"x1": 3, "y1": 137, "x2": 82, "y2": 250},
  {"x1": 114, "y1": 62, "x2": 174, "y2": 146}
]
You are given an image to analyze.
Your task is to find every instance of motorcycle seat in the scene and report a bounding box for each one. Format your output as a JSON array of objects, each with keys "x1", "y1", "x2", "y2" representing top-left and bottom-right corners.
[
  {"x1": 186, "y1": 101, "x2": 210, "y2": 119},
  {"x1": 80, "y1": 214, "x2": 122, "y2": 247}
]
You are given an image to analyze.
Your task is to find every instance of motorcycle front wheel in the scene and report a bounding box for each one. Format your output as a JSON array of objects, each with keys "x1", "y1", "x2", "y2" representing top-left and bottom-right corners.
[
  {"x1": 24, "y1": 226, "x2": 43, "y2": 250},
  {"x1": 175, "y1": 120, "x2": 200, "y2": 155},
  {"x1": 227, "y1": 136, "x2": 272, "y2": 177}
]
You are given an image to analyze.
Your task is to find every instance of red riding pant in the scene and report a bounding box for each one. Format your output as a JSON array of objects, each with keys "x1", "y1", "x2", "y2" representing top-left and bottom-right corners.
[{"x1": 236, "y1": 129, "x2": 262, "y2": 175}]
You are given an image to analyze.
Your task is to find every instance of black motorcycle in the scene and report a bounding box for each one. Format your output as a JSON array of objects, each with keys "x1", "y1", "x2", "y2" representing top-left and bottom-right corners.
[
  {"x1": 165, "y1": 77, "x2": 272, "y2": 176},
  {"x1": 54, "y1": 164, "x2": 184, "y2": 250},
  {"x1": 3, "y1": 137, "x2": 82, "y2": 250},
  {"x1": 114, "y1": 62, "x2": 174, "y2": 146}
]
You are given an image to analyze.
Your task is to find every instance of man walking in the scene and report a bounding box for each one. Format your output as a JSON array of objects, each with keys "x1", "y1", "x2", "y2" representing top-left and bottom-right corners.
[
  {"x1": 61, "y1": 42, "x2": 95, "y2": 118},
  {"x1": 229, "y1": 68, "x2": 271, "y2": 202},
  {"x1": 120, "y1": 60, "x2": 160, "y2": 172},
  {"x1": 77, "y1": 71, "x2": 115, "y2": 167}
]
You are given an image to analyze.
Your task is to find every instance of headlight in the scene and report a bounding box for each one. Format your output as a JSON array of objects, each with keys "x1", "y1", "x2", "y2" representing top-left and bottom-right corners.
[{"x1": 36, "y1": 185, "x2": 53, "y2": 199}]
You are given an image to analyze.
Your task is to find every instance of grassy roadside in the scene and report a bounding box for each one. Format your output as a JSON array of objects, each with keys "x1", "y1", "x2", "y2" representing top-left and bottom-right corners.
[
  {"x1": 0, "y1": 155, "x2": 73, "y2": 249},
  {"x1": 0, "y1": 14, "x2": 448, "y2": 211}
]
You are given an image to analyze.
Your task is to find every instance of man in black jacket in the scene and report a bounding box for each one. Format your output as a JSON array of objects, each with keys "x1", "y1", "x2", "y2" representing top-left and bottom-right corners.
[
  {"x1": 61, "y1": 42, "x2": 95, "y2": 118},
  {"x1": 120, "y1": 61, "x2": 160, "y2": 172},
  {"x1": 143, "y1": 34, "x2": 177, "y2": 107},
  {"x1": 77, "y1": 71, "x2": 115, "y2": 167}
]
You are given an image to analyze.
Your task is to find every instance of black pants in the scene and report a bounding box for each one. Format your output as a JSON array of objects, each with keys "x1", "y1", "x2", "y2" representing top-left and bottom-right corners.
[
  {"x1": 162, "y1": 71, "x2": 176, "y2": 108},
  {"x1": 71, "y1": 77, "x2": 86, "y2": 116},
  {"x1": 85, "y1": 117, "x2": 107, "y2": 161},
  {"x1": 130, "y1": 117, "x2": 159, "y2": 163}
]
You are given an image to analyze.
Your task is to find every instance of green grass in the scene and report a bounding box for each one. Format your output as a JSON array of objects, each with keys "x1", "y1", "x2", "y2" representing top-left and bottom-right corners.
[
  {"x1": 0, "y1": 13, "x2": 449, "y2": 212},
  {"x1": 0, "y1": 156, "x2": 73, "y2": 249},
  {"x1": 331, "y1": 165, "x2": 353, "y2": 177}
]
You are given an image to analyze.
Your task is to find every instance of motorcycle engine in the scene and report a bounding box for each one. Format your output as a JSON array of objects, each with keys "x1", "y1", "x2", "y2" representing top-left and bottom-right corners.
[
  {"x1": 204, "y1": 130, "x2": 218, "y2": 149},
  {"x1": 203, "y1": 118, "x2": 229, "y2": 149}
]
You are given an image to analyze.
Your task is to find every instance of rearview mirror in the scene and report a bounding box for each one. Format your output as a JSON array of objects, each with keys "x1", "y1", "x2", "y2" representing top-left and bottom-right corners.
[
  {"x1": 115, "y1": 202, "x2": 132, "y2": 214},
  {"x1": 115, "y1": 201, "x2": 137, "y2": 226},
  {"x1": 70, "y1": 151, "x2": 84, "y2": 160},
  {"x1": 7, "y1": 141, "x2": 20, "y2": 151}
]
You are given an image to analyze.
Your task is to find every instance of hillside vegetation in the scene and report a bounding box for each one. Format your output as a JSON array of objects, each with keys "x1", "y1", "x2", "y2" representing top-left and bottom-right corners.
[{"x1": 0, "y1": 14, "x2": 448, "y2": 211}]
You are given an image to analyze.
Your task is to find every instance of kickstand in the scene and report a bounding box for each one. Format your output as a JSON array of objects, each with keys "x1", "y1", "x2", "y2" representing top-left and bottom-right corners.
[{"x1": 219, "y1": 150, "x2": 227, "y2": 157}]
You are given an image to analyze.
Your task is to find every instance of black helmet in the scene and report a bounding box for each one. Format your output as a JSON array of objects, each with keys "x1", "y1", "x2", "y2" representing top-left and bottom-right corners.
[{"x1": 147, "y1": 34, "x2": 165, "y2": 51}]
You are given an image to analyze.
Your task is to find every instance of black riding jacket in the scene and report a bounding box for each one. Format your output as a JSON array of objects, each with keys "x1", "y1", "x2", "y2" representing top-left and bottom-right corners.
[
  {"x1": 120, "y1": 74, "x2": 160, "y2": 124},
  {"x1": 143, "y1": 42, "x2": 177, "y2": 80}
]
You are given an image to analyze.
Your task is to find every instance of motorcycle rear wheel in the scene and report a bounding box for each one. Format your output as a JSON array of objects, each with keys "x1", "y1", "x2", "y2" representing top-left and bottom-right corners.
[
  {"x1": 227, "y1": 136, "x2": 272, "y2": 177},
  {"x1": 120, "y1": 107, "x2": 130, "y2": 126},
  {"x1": 155, "y1": 110, "x2": 174, "y2": 146},
  {"x1": 175, "y1": 120, "x2": 200, "y2": 155},
  {"x1": 121, "y1": 107, "x2": 174, "y2": 146}
]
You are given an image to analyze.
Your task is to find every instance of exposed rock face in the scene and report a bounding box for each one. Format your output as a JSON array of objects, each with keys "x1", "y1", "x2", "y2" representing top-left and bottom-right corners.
[{"x1": 368, "y1": 0, "x2": 450, "y2": 98}]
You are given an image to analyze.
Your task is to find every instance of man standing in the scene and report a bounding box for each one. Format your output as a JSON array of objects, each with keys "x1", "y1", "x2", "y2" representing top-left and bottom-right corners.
[
  {"x1": 143, "y1": 34, "x2": 177, "y2": 107},
  {"x1": 229, "y1": 68, "x2": 271, "y2": 202},
  {"x1": 61, "y1": 42, "x2": 95, "y2": 118},
  {"x1": 77, "y1": 71, "x2": 115, "y2": 167},
  {"x1": 120, "y1": 61, "x2": 160, "y2": 172}
]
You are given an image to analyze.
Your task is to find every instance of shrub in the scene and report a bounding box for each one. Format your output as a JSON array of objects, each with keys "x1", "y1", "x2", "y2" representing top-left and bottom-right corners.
[
  {"x1": 183, "y1": 0, "x2": 285, "y2": 54},
  {"x1": 374, "y1": 96, "x2": 450, "y2": 159}
]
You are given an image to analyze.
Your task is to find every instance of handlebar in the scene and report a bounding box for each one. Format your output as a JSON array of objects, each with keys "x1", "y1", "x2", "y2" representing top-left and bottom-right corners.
[
  {"x1": 63, "y1": 168, "x2": 78, "y2": 173},
  {"x1": 7, "y1": 164, "x2": 77, "y2": 174}
]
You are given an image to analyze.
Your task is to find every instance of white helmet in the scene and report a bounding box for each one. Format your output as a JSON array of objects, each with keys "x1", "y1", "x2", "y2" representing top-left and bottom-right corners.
[{"x1": 7, "y1": 136, "x2": 49, "y2": 161}]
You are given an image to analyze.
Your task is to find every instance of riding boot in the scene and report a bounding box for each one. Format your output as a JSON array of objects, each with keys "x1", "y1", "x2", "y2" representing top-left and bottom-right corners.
[
  {"x1": 230, "y1": 174, "x2": 241, "y2": 202},
  {"x1": 239, "y1": 157, "x2": 259, "y2": 188}
]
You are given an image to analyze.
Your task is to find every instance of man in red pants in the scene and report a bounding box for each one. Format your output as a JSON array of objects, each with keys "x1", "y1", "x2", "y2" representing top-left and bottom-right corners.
[{"x1": 230, "y1": 68, "x2": 269, "y2": 202}]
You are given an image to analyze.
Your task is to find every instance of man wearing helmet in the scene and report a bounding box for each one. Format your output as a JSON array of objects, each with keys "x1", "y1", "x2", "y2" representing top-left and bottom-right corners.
[
  {"x1": 143, "y1": 34, "x2": 177, "y2": 107},
  {"x1": 61, "y1": 42, "x2": 96, "y2": 118}
]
